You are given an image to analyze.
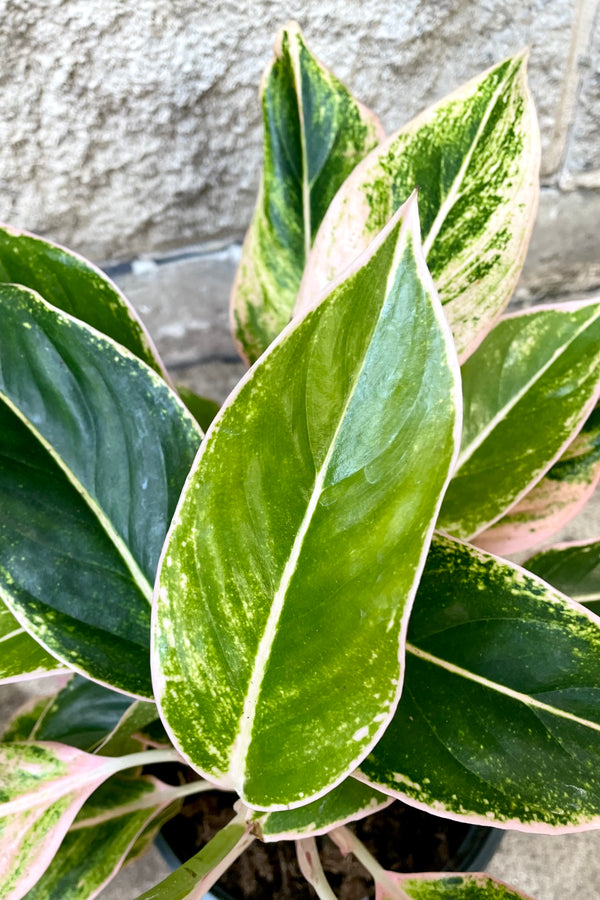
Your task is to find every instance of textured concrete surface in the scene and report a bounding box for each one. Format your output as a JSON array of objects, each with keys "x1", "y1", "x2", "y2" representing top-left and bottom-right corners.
[{"x1": 1, "y1": 0, "x2": 599, "y2": 264}]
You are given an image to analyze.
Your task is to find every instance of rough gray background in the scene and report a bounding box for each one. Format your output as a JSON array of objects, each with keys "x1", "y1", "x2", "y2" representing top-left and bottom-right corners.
[{"x1": 0, "y1": 0, "x2": 598, "y2": 287}]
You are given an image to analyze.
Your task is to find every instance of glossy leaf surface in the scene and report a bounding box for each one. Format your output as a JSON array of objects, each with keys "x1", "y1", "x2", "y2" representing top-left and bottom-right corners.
[
  {"x1": 524, "y1": 539, "x2": 600, "y2": 615},
  {"x1": 0, "y1": 224, "x2": 165, "y2": 377},
  {"x1": 475, "y1": 406, "x2": 600, "y2": 555},
  {"x1": 23, "y1": 776, "x2": 176, "y2": 900},
  {"x1": 297, "y1": 53, "x2": 539, "y2": 360},
  {"x1": 0, "y1": 602, "x2": 64, "y2": 685},
  {"x1": 251, "y1": 779, "x2": 392, "y2": 841},
  {"x1": 154, "y1": 197, "x2": 461, "y2": 809},
  {"x1": 358, "y1": 535, "x2": 600, "y2": 831},
  {"x1": 231, "y1": 21, "x2": 383, "y2": 363},
  {"x1": 439, "y1": 302, "x2": 600, "y2": 540},
  {"x1": 376, "y1": 872, "x2": 535, "y2": 900},
  {"x1": 0, "y1": 285, "x2": 201, "y2": 697},
  {"x1": 2, "y1": 676, "x2": 135, "y2": 752}
]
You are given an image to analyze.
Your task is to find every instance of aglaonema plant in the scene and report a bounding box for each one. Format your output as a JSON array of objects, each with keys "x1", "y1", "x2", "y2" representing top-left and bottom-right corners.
[{"x1": 0, "y1": 21, "x2": 598, "y2": 900}]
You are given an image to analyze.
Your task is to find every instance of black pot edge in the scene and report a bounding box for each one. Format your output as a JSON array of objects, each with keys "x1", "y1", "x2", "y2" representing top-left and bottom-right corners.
[{"x1": 155, "y1": 821, "x2": 503, "y2": 900}]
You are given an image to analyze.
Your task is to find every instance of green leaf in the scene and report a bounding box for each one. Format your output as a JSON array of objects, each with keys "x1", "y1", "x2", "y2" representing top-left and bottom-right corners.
[
  {"x1": 231, "y1": 21, "x2": 384, "y2": 363},
  {"x1": 358, "y1": 534, "x2": 600, "y2": 831},
  {"x1": 0, "y1": 744, "x2": 179, "y2": 900},
  {"x1": 176, "y1": 385, "x2": 220, "y2": 432},
  {"x1": 0, "y1": 601, "x2": 65, "y2": 685},
  {"x1": 1, "y1": 676, "x2": 134, "y2": 752},
  {"x1": 438, "y1": 301, "x2": 600, "y2": 540},
  {"x1": 0, "y1": 224, "x2": 166, "y2": 377},
  {"x1": 154, "y1": 196, "x2": 461, "y2": 810},
  {"x1": 475, "y1": 406, "x2": 600, "y2": 555},
  {"x1": 22, "y1": 776, "x2": 179, "y2": 900},
  {"x1": 97, "y1": 699, "x2": 159, "y2": 757},
  {"x1": 298, "y1": 53, "x2": 540, "y2": 361},
  {"x1": 132, "y1": 814, "x2": 254, "y2": 900},
  {"x1": 251, "y1": 778, "x2": 392, "y2": 841},
  {"x1": 376, "y1": 872, "x2": 535, "y2": 900},
  {"x1": 524, "y1": 539, "x2": 600, "y2": 615},
  {"x1": 0, "y1": 285, "x2": 201, "y2": 698}
]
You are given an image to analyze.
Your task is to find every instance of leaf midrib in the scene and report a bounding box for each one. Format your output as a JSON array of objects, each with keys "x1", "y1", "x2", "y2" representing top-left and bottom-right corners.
[
  {"x1": 406, "y1": 642, "x2": 600, "y2": 732},
  {"x1": 229, "y1": 227, "x2": 409, "y2": 786},
  {"x1": 455, "y1": 306, "x2": 600, "y2": 472},
  {"x1": 422, "y1": 57, "x2": 519, "y2": 257}
]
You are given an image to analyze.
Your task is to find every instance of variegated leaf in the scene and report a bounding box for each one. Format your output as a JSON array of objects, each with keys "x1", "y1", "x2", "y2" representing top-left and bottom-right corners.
[
  {"x1": 251, "y1": 778, "x2": 392, "y2": 841},
  {"x1": 1, "y1": 675, "x2": 140, "y2": 754},
  {"x1": 0, "y1": 224, "x2": 166, "y2": 378},
  {"x1": 376, "y1": 872, "x2": 535, "y2": 900},
  {"x1": 154, "y1": 196, "x2": 461, "y2": 810},
  {"x1": 96, "y1": 700, "x2": 159, "y2": 757},
  {"x1": 0, "y1": 602, "x2": 65, "y2": 685},
  {"x1": 357, "y1": 534, "x2": 600, "y2": 831},
  {"x1": 524, "y1": 539, "x2": 600, "y2": 616},
  {"x1": 0, "y1": 744, "x2": 180, "y2": 900},
  {"x1": 0, "y1": 781, "x2": 102, "y2": 900},
  {"x1": 438, "y1": 301, "x2": 600, "y2": 541},
  {"x1": 22, "y1": 776, "x2": 180, "y2": 900},
  {"x1": 0, "y1": 285, "x2": 201, "y2": 697},
  {"x1": 474, "y1": 406, "x2": 600, "y2": 555},
  {"x1": 230, "y1": 21, "x2": 384, "y2": 363},
  {"x1": 0, "y1": 742, "x2": 178, "y2": 821},
  {"x1": 297, "y1": 53, "x2": 539, "y2": 361}
]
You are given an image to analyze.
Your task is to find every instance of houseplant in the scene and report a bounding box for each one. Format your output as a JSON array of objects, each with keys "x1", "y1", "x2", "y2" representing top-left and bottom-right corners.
[{"x1": 0, "y1": 20, "x2": 598, "y2": 900}]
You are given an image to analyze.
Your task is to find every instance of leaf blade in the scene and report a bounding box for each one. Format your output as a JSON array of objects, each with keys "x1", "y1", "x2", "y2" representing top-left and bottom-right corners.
[
  {"x1": 231, "y1": 21, "x2": 383, "y2": 363},
  {"x1": 0, "y1": 285, "x2": 201, "y2": 697},
  {"x1": 298, "y1": 53, "x2": 540, "y2": 360},
  {"x1": 155, "y1": 196, "x2": 461, "y2": 810},
  {"x1": 0, "y1": 224, "x2": 166, "y2": 377},
  {"x1": 358, "y1": 535, "x2": 600, "y2": 831},
  {"x1": 474, "y1": 406, "x2": 600, "y2": 555},
  {"x1": 438, "y1": 301, "x2": 600, "y2": 540}
]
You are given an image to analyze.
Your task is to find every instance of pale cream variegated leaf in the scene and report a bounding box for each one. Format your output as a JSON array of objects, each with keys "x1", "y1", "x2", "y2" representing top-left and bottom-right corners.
[{"x1": 297, "y1": 52, "x2": 540, "y2": 361}]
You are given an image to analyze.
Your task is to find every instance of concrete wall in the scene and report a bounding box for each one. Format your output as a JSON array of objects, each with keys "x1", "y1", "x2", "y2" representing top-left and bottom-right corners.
[{"x1": 0, "y1": 0, "x2": 598, "y2": 295}]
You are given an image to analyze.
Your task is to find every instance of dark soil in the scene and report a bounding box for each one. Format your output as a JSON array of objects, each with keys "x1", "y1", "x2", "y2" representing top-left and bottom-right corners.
[{"x1": 156, "y1": 766, "x2": 498, "y2": 900}]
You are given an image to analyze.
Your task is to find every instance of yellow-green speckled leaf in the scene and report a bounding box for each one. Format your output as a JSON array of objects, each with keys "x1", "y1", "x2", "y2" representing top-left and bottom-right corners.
[
  {"x1": 474, "y1": 405, "x2": 600, "y2": 555},
  {"x1": 0, "y1": 602, "x2": 65, "y2": 685},
  {"x1": 438, "y1": 301, "x2": 600, "y2": 541},
  {"x1": 251, "y1": 778, "x2": 392, "y2": 841},
  {"x1": 154, "y1": 196, "x2": 461, "y2": 811},
  {"x1": 376, "y1": 872, "x2": 535, "y2": 900},
  {"x1": 358, "y1": 534, "x2": 600, "y2": 832},
  {"x1": 297, "y1": 52, "x2": 539, "y2": 361},
  {"x1": 524, "y1": 539, "x2": 600, "y2": 617},
  {"x1": 230, "y1": 21, "x2": 383, "y2": 363}
]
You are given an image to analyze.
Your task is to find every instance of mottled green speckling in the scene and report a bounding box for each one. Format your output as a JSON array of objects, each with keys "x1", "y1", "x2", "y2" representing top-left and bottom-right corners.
[
  {"x1": 155, "y1": 202, "x2": 461, "y2": 809},
  {"x1": 301, "y1": 52, "x2": 539, "y2": 361},
  {"x1": 231, "y1": 22, "x2": 383, "y2": 363},
  {"x1": 525, "y1": 539, "x2": 600, "y2": 615},
  {"x1": 439, "y1": 302, "x2": 600, "y2": 539},
  {"x1": 358, "y1": 535, "x2": 600, "y2": 829},
  {"x1": 395, "y1": 873, "x2": 533, "y2": 899}
]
